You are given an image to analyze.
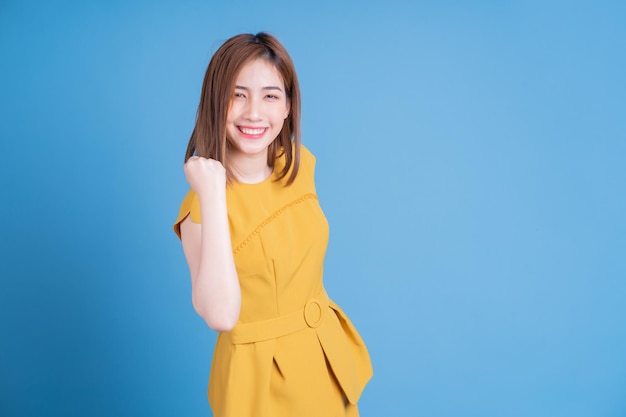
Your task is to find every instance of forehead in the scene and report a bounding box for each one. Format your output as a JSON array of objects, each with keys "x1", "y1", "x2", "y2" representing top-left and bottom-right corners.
[{"x1": 236, "y1": 58, "x2": 284, "y2": 86}]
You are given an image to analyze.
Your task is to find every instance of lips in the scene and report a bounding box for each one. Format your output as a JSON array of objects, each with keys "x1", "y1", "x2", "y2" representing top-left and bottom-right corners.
[{"x1": 238, "y1": 126, "x2": 267, "y2": 136}]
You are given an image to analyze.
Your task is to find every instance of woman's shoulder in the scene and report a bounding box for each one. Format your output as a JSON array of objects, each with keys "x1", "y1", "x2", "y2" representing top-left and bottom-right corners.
[
  {"x1": 300, "y1": 143, "x2": 314, "y2": 158},
  {"x1": 299, "y1": 143, "x2": 316, "y2": 173},
  {"x1": 173, "y1": 189, "x2": 201, "y2": 239},
  {"x1": 275, "y1": 142, "x2": 316, "y2": 183}
]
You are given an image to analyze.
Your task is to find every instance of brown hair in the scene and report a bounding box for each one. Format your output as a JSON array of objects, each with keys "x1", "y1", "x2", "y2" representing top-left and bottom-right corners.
[{"x1": 185, "y1": 32, "x2": 301, "y2": 185}]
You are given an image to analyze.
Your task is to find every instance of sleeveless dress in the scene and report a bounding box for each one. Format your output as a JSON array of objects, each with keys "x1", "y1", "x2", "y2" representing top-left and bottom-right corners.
[{"x1": 173, "y1": 146, "x2": 372, "y2": 417}]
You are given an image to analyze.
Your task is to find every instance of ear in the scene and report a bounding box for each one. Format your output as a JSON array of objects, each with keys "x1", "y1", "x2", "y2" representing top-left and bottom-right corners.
[{"x1": 284, "y1": 99, "x2": 291, "y2": 120}]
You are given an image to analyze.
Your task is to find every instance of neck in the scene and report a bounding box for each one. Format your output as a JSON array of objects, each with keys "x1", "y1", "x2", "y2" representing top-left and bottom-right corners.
[{"x1": 231, "y1": 152, "x2": 272, "y2": 184}]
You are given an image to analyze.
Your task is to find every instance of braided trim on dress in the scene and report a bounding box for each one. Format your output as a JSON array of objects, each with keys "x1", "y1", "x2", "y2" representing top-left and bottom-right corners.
[{"x1": 233, "y1": 193, "x2": 318, "y2": 255}]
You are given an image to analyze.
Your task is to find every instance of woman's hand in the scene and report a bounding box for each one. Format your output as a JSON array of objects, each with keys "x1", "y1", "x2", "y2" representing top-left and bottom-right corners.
[{"x1": 184, "y1": 156, "x2": 226, "y2": 198}]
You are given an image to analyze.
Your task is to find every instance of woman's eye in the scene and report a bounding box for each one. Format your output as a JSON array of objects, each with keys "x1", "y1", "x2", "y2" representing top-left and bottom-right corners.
[
  {"x1": 234, "y1": 92, "x2": 245, "y2": 98},
  {"x1": 266, "y1": 94, "x2": 279, "y2": 99}
]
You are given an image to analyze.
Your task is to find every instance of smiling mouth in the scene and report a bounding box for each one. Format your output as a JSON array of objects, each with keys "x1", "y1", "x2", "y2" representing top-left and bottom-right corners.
[{"x1": 238, "y1": 127, "x2": 267, "y2": 135}]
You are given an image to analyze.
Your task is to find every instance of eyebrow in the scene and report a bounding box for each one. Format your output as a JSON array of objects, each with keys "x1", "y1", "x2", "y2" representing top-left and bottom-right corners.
[{"x1": 235, "y1": 85, "x2": 284, "y2": 92}]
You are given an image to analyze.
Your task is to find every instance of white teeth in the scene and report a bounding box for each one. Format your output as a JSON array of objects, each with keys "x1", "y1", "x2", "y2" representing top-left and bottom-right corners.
[{"x1": 240, "y1": 127, "x2": 265, "y2": 135}]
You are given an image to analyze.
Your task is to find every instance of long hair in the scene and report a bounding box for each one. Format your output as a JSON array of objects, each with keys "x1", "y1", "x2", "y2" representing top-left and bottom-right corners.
[{"x1": 185, "y1": 32, "x2": 301, "y2": 185}]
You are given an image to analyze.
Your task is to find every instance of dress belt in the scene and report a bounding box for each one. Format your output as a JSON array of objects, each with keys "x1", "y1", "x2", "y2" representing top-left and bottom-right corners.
[{"x1": 229, "y1": 291, "x2": 330, "y2": 345}]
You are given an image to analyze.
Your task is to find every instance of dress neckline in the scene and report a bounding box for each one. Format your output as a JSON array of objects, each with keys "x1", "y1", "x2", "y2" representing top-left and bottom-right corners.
[{"x1": 233, "y1": 170, "x2": 276, "y2": 187}]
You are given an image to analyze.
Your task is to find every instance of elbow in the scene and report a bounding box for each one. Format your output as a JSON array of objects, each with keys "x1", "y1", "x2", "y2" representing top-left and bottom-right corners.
[
  {"x1": 203, "y1": 310, "x2": 239, "y2": 332},
  {"x1": 192, "y1": 294, "x2": 240, "y2": 332},
  {"x1": 206, "y1": 316, "x2": 238, "y2": 332}
]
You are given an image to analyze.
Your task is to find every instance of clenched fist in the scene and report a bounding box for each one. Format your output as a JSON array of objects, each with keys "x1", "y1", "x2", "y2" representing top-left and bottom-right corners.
[{"x1": 184, "y1": 156, "x2": 226, "y2": 199}]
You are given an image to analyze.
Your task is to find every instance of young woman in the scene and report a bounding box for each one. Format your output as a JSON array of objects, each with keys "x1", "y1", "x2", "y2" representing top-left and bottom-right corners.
[{"x1": 173, "y1": 32, "x2": 372, "y2": 417}]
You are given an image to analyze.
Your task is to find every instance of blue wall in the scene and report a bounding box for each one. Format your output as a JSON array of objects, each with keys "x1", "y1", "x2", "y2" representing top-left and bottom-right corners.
[{"x1": 1, "y1": 1, "x2": 625, "y2": 416}]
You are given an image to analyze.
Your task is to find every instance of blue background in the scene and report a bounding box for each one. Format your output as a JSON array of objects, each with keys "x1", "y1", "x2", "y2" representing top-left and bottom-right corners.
[{"x1": 1, "y1": 1, "x2": 625, "y2": 416}]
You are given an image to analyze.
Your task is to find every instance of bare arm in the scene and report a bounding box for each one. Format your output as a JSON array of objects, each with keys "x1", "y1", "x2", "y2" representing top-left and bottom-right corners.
[{"x1": 179, "y1": 157, "x2": 241, "y2": 331}]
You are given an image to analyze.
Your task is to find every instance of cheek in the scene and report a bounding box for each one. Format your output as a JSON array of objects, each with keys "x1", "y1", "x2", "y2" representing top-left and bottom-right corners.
[
  {"x1": 225, "y1": 111, "x2": 234, "y2": 124},
  {"x1": 274, "y1": 114, "x2": 287, "y2": 129},
  {"x1": 226, "y1": 101, "x2": 241, "y2": 122},
  {"x1": 270, "y1": 107, "x2": 287, "y2": 125}
]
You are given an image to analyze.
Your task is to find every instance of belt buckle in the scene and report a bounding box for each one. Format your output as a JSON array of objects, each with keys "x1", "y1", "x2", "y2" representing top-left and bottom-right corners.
[{"x1": 303, "y1": 298, "x2": 324, "y2": 328}]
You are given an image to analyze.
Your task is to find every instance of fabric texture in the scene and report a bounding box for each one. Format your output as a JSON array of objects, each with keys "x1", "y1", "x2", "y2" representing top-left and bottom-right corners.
[{"x1": 174, "y1": 145, "x2": 372, "y2": 417}]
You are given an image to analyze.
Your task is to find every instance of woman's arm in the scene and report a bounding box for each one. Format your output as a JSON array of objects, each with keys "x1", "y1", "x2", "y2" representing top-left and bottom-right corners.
[{"x1": 179, "y1": 157, "x2": 241, "y2": 332}]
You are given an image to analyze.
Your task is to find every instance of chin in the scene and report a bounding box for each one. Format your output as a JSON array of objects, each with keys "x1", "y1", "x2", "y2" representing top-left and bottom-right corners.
[{"x1": 233, "y1": 141, "x2": 271, "y2": 157}]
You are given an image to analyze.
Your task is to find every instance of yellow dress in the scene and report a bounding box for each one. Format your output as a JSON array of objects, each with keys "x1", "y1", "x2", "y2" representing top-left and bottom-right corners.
[{"x1": 174, "y1": 146, "x2": 372, "y2": 417}]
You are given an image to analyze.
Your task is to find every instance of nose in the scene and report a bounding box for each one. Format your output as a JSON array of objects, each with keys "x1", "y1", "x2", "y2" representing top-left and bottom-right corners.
[{"x1": 243, "y1": 97, "x2": 262, "y2": 121}]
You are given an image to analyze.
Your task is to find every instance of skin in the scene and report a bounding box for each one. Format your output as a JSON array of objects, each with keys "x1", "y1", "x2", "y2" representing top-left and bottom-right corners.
[{"x1": 180, "y1": 58, "x2": 290, "y2": 331}]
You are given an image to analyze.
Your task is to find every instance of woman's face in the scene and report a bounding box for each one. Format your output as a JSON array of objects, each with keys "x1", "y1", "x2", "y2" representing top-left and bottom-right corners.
[{"x1": 226, "y1": 58, "x2": 290, "y2": 161}]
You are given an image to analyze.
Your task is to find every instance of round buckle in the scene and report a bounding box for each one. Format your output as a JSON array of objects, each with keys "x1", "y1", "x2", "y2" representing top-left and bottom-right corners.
[{"x1": 303, "y1": 299, "x2": 324, "y2": 328}]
